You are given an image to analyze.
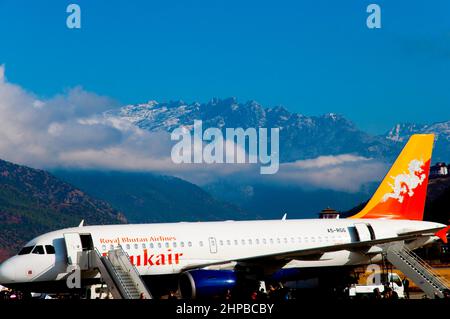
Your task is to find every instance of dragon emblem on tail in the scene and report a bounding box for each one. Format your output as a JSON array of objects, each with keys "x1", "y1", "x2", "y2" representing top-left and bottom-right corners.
[{"x1": 382, "y1": 159, "x2": 426, "y2": 203}]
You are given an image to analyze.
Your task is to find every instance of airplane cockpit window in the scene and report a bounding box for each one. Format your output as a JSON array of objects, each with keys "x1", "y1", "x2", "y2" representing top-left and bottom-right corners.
[
  {"x1": 18, "y1": 246, "x2": 34, "y2": 255},
  {"x1": 45, "y1": 245, "x2": 55, "y2": 254},
  {"x1": 32, "y1": 245, "x2": 45, "y2": 254}
]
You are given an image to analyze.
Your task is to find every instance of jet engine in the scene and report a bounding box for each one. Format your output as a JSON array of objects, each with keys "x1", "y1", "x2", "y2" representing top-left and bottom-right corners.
[{"x1": 179, "y1": 269, "x2": 237, "y2": 299}]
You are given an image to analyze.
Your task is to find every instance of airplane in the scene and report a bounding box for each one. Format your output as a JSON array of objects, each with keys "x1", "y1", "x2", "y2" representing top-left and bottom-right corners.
[{"x1": 0, "y1": 134, "x2": 448, "y2": 299}]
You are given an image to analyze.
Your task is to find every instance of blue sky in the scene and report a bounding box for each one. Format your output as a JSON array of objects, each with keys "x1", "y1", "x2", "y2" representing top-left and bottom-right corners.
[{"x1": 1, "y1": 0, "x2": 449, "y2": 133}]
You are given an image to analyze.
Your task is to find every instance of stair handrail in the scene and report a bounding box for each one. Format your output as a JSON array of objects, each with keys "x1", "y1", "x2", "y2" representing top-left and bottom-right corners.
[
  {"x1": 390, "y1": 245, "x2": 450, "y2": 290},
  {"x1": 92, "y1": 248, "x2": 129, "y2": 299},
  {"x1": 106, "y1": 249, "x2": 136, "y2": 298},
  {"x1": 109, "y1": 245, "x2": 152, "y2": 299},
  {"x1": 396, "y1": 246, "x2": 450, "y2": 288}
]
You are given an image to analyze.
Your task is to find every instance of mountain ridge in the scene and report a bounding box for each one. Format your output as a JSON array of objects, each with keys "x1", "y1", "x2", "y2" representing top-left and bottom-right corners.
[
  {"x1": 106, "y1": 98, "x2": 450, "y2": 162},
  {"x1": 52, "y1": 170, "x2": 253, "y2": 223}
]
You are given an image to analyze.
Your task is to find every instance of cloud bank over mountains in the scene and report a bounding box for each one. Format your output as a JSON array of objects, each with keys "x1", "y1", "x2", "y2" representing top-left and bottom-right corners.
[
  {"x1": 0, "y1": 65, "x2": 171, "y2": 170},
  {"x1": 0, "y1": 65, "x2": 387, "y2": 192}
]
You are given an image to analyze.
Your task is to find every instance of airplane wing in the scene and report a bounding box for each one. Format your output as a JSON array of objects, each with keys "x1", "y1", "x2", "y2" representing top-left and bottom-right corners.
[{"x1": 182, "y1": 226, "x2": 445, "y2": 271}]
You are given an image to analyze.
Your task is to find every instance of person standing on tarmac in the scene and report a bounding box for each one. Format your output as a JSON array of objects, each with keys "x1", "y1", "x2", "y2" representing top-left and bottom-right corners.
[{"x1": 402, "y1": 277, "x2": 410, "y2": 299}]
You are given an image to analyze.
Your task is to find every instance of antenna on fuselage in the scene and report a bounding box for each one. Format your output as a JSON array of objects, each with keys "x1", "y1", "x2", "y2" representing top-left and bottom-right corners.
[
  {"x1": 281, "y1": 213, "x2": 287, "y2": 221},
  {"x1": 78, "y1": 220, "x2": 85, "y2": 227}
]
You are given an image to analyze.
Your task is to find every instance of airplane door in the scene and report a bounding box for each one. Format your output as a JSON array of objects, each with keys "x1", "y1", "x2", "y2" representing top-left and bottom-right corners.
[
  {"x1": 64, "y1": 233, "x2": 83, "y2": 265},
  {"x1": 354, "y1": 223, "x2": 374, "y2": 242},
  {"x1": 208, "y1": 237, "x2": 218, "y2": 254}
]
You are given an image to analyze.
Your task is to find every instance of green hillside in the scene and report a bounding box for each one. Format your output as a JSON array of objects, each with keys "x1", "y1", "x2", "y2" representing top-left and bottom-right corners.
[
  {"x1": 53, "y1": 170, "x2": 252, "y2": 223},
  {"x1": 0, "y1": 160, "x2": 126, "y2": 261}
]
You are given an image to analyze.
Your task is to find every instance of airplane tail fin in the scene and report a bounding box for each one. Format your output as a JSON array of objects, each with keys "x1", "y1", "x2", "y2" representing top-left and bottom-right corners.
[{"x1": 350, "y1": 134, "x2": 434, "y2": 221}]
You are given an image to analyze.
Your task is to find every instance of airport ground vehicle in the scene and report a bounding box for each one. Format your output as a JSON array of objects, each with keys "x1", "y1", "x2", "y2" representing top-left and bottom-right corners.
[
  {"x1": 88, "y1": 284, "x2": 113, "y2": 299},
  {"x1": 348, "y1": 272, "x2": 404, "y2": 298}
]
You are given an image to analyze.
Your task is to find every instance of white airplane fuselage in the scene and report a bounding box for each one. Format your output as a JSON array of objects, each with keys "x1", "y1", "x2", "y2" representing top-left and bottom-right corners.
[{"x1": 0, "y1": 218, "x2": 443, "y2": 287}]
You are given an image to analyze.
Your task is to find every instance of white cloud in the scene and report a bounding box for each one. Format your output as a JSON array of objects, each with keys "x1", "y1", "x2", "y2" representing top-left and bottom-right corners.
[
  {"x1": 0, "y1": 65, "x2": 165, "y2": 169},
  {"x1": 272, "y1": 156, "x2": 387, "y2": 192},
  {"x1": 212, "y1": 155, "x2": 388, "y2": 193},
  {"x1": 291, "y1": 154, "x2": 371, "y2": 169}
]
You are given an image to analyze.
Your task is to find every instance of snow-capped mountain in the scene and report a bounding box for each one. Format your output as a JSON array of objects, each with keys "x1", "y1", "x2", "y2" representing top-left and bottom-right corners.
[
  {"x1": 384, "y1": 121, "x2": 450, "y2": 161},
  {"x1": 386, "y1": 121, "x2": 450, "y2": 142},
  {"x1": 106, "y1": 98, "x2": 450, "y2": 162},
  {"x1": 108, "y1": 98, "x2": 278, "y2": 132},
  {"x1": 106, "y1": 98, "x2": 397, "y2": 162}
]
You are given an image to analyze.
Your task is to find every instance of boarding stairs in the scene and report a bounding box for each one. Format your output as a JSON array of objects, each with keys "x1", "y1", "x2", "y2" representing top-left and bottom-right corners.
[
  {"x1": 89, "y1": 247, "x2": 152, "y2": 299},
  {"x1": 385, "y1": 244, "x2": 450, "y2": 298}
]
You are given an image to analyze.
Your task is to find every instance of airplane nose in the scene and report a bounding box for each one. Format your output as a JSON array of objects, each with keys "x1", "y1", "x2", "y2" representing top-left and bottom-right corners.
[{"x1": 0, "y1": 260, "x2": 16, "y2": 284}]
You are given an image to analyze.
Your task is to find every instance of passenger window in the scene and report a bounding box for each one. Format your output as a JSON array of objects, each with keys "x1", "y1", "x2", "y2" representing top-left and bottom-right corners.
[
  {"x1": 45, "y1": 245, "x2": 55, "y2": 254},
  {"x1": 256, "y1": 239, "x2": 260, "y2": 245},
  {"x1": 173, "y1": 242, "x2": 177, "y2": 248},
  {"x1": 102, "y1": 245, "x2": 106, "y2": 250},
  {"x1": 277, "y1": 238, "x2": 281, "y2": 244},
  {"x1": 165, "y1": 242, "x2": 169, "y2": 248},
  {"x1": 199, "y1": 241, "x2": 204, "y2": 247},
  {"x1": 188, "y1": 241, "x2": 192, "y2": 247},
  {"x1": 263, "y1": 239, "x2": 267, "y2": 244},
  {"x1": 180, "y1": 242, "x2": 185, "y2": 247},
  {"x1": 226, "y1": 240, "x2": 231, "y2": 246},
  {"x1": 234, "y1": 240, "x2": 238, "y2": 245},
  {"x1": 18, "y1": 246, "x2": 34, "y2": 255},
  {"x1": 134, "y1": 244, "x2": 138, "y2": 249},
  {"x1": 150, "y1": 243, "x2": 154, "y2": 249},
  {"x1": 270, "y1": 239, "x2": 274, "y2": 244},
  {"x1": 142, "y1": 243, "x2": 146, "y2": 249},
  {"x1": 283, "y1": 238, "x2": 288, "y2": 244},
  {"x1": 157, "y1": 243, "x2": 162, "y2": 248},
  {"x1": 126, "y1": 244, "x2": 130, "y2": 250},
  {"x1": 219, "y1": 240, "x2": 223, "y2": 246},
  {"x1": 248, "y1": 239, "x2": 252, "y2": 245},
  {"x1": 241, "y1": 239, "x2": 245, "y2": 245},
  {"x1": 32, "y1": 245, "x2": 45, "y2": 255}
]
